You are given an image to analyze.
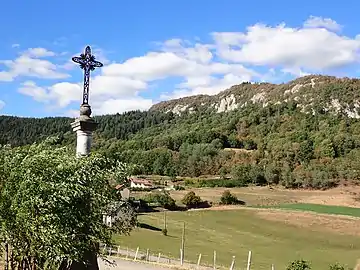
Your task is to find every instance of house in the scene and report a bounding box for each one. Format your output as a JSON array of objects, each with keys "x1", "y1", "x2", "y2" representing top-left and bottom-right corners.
[
  {"x1": 130, "y1": 177, "x2": 153, "y2": 189},
  {"x1": 103, "y1": 201, "x2": 125, "y2": 227}
]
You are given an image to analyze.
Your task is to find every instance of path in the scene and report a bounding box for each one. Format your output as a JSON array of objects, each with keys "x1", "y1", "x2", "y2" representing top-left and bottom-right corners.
[{"x1": 99, "y1": 257, "x2": 172, "y2": 270}]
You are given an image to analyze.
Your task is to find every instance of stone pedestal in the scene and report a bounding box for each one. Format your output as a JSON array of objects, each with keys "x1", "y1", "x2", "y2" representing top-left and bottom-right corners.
[{"x1": 71, "y1": 104, "x2": 98, "y2": 158}]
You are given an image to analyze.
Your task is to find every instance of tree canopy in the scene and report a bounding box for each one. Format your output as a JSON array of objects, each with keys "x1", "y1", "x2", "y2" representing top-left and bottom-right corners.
[{"x1": 0, "y1": 139, "x2": 137, "y2": 269}]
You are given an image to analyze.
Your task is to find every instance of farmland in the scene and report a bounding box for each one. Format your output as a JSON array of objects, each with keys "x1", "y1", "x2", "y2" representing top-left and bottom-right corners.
[{"x1": 115, "y1": 186, "x2": 360, "y2": 269}]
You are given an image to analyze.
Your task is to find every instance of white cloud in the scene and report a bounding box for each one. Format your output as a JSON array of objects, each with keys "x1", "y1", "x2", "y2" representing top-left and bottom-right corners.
[
  {"x1": 213, "y1": 20, "x2": 360, "y2": 70},
  {"x1": 18, "y1": 81, "x2": 81, "y2": 107},
  {"x1": 13, "y1": 15, "x2": 360, "y2": 116},
  {"x1": 0, "y1": 48, "x2": 68, "y2": 82},
  {"x1": 93, "y1": 98, "x2": 153, "y2": 115},
  {"x1": 25, "y1": 48, "x2": 56, "y2": 58},
  {"x1": 18, "y1": 81, "x2": 50, "y2": 103},
  {"x1": 163, "y1": 73, "x2": 253, "y2": 100},
  {"x1": 303, "y1": 16, "x2": 342, "y2": 32},
  {"x1": 11, "y1": 44, "x2": 20, "y2": 48},
  {"x1": 0, "y1": 100, "x2": 5, "y2": 111}
]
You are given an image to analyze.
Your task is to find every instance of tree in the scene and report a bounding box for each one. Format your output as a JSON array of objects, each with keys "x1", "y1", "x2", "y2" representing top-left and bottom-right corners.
[
  {"x1": 0, "y1": 141, "x2": 137, "y2": 270},
  {"x1": 143, "y1": 191, "x2": 176, "y2": 210},
  {"x1": 220, "y1": 190, "x2": 241, "y2": 205},
  {"x1": 181, "y1": 191, "x2": 202, "y2": 208},
  {"x1": 219, "y1": 167, "x2": 227, "y2": 179},
  {"x1": 286, "y1": 259, "x2": 311, "y2": 270}
]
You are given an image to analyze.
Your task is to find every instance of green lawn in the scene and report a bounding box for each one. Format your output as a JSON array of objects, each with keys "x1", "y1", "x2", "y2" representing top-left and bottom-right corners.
[
  {"x1": 114, "y1": 209, "x2": 360, "y2": 270},
  {"x1": 258, "y1": 203, "x2": 360, "y2": 217}
]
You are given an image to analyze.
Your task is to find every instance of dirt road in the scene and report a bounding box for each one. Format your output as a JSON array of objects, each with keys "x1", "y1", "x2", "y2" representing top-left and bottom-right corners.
[{"x1": 99, "y1": 257, "x2": 172, "y2": 270}]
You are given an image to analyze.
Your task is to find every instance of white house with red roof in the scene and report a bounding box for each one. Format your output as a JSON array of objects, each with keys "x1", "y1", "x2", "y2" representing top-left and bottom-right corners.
[{"x1": 130, "y1": 177, "x2": 153, "y2": 189}]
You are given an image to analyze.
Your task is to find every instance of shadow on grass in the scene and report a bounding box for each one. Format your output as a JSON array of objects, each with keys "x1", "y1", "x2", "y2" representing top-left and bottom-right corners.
[{"x1": 138, "y1": 223, "x2": 162, "y2": 232}]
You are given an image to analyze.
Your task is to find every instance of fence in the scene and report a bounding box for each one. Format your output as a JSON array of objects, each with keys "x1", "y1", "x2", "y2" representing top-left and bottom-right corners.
[{"x1": 100, "y1": 244, "x2": 275, "y2": 270}]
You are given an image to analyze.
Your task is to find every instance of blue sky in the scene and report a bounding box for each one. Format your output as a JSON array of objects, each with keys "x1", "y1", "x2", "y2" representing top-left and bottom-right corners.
[{"x1": 1, "y1": 0, "x2": 360, "y2": 117}]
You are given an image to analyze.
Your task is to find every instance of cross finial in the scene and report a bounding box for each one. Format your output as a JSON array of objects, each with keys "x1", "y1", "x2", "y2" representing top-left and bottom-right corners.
[{"x1": 72, "y1": 46, "x2": 103, "y2": 105}]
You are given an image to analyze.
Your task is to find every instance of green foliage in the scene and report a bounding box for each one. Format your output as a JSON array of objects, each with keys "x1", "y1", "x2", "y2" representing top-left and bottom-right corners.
[
  {"x1": 197, "y1": 178, "x2": 247, "y2": 188},
  {"x1": 329, "y1": 263, "x2": 348, "y2": 270},
  {"x1": 286, "y1": 259, "x2": 311, "y2": 270},
  {"x1": 265, "y1": 203, "x2": 360, "y2": 217},
  {"x1": 220, "y1": 190, "x2": 243, "y2": 205},
  {"x1": 143, "y1": 191, "x2": 176, "y2": 210},
  {"x1": 174, "y1": 185, "x2": 185, "y2": 190},
  {"x1": 0, "y1": 141, "x2": 137, "y2": 269},
  {"x1": 4, "y1": 76, "x2": 360, "y2": 189},
  {"x1": 231, "y1": 164, "x2": 267, "y2": 185},
  {"x1": 161, "y1": 228, "x2": 168, "y2": 236},
  {"x1": 181, "y1": 191, "x2": 202, "y2": 208}
]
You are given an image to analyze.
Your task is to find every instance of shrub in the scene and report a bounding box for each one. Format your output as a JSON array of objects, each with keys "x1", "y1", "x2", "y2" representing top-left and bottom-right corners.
[
  {"x1": 329, "y1": 263, "x2": 350, "y2": 270},
  {"x1": 198, "y1": 178, "x2": 246, "y2": 188},
  {"x1": 174, "y1": 185, "x2": 185, "y2": 190},
  {"x1": 184, "y1": 179, "x2": 196, "y2": 186},
  {"x1": 161, "y1": 228, "x2": 168, "y2": 236},
  {"x1": 143, "y1": 191, "x2": 176, "y2": 210},
  {"x1": 220, "y1": 190, "x2": 244, "y2": 205},
  {"x1": 181, "y1": 191, "x2": 202, "y2": 208},
  {"x1": 286, "y1": 259, "x2": 311, "y2": 270}
]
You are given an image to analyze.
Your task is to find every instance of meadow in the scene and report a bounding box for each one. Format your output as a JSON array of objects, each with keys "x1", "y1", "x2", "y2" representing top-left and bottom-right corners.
[
  {"x1": 259, "y1": 203, "x2": 360, "y2": 217},
  {"x1": 114, "y1": 206, "x2": 360, "y2": 269}
]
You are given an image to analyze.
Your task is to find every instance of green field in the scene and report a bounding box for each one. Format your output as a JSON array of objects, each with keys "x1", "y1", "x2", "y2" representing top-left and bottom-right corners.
[
  {"x1": 114, "y1": 209, "x2": 360, "y2": 269},
  {"x1": 258, "y1": 203, "x2": 360, "y2": 217}
]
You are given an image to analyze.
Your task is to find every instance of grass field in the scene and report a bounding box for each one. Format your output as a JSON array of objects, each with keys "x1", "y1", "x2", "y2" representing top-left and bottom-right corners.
[
  {"x1": 114, "y1": 208, "x2": 360, "y2": 270},
  {"x1": 259, "y1": 203, "x2": 360, "y2": 217}
]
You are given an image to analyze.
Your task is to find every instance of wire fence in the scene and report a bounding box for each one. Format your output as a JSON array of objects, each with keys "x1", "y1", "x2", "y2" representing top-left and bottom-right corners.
[{"x1": 100, "y1": 244, "x2": 259, "y2": 270}]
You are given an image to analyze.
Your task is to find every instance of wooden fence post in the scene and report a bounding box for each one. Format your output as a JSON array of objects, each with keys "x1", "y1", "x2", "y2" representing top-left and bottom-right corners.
[
  {"x1": 230, "y1": 256, "x2": 235, "y2": 270},
  {"x1": 271, "y1": 264, "x2": 275, "y2": 270},
  {"x1": 134, "y1": 247, "x2": 139, "y2": 261},
  {"x1": 157, "y1": 253, "x2": 161, "y2": 263},
  {"x1": 213, "y1": 250, "x2": 216, "y2": 270},
  {"x1": 180, "y1": 222, "x2": 185, "y2": 265},
  {"x1": 126, "y1": 247, "x2": 129, "y2": 259},
  {"x1": 146, "y1": 248, "x2": 149, "y2": 261},
  {"x1": 197, "y1": 254, "x2": 202, "y2": 269},
  {"x1": 4, "y1": 242, "x2": 8, "y2": 270},
  {"x1": 247, "y1": 251, "x2": 252, "y2": 270},
  {"x1": 180, "y1": 248, "x2": 183, "y2": 265},
  {"x1": 117, "y1": 246, "x2": 120, "y2": 257}
]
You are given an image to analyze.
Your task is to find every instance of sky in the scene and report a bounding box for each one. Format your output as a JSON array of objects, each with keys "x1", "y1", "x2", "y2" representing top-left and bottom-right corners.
[{"x1": 1, "y1": 0, "x2": 360, "y2": 118}]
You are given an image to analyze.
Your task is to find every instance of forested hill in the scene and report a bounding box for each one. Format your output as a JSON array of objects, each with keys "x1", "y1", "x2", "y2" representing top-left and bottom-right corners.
[{"x1": 2, "y1": 74, "x2": 360, "y2": 189}]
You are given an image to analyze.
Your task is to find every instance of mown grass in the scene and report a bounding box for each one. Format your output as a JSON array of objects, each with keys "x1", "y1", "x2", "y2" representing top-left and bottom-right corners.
[
  {"x1": 114, "y1": 209, "x2": 360, "y2": 270},
  {"x1": 257, "y1": 203, "x2": 360, "y2": 217}
]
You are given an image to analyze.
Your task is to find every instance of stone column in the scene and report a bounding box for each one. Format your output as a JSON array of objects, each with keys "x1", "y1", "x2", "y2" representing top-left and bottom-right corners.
[{"x1": 71, "y1": 104, "x2": 98, "y2": 157}]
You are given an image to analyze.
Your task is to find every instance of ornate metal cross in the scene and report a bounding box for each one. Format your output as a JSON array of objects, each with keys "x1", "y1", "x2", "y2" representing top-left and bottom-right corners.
[{"x1": 72, "y1": 46, "x2": 103, "y2": 105}]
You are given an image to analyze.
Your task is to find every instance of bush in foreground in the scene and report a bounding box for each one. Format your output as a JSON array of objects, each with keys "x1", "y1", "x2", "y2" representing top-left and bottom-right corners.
[
  {"x1": 329, "y1": 263, "x2": 351, "y2": 270},
  {"x1": 286, "y1": 259, "x2": 311, "y2": 270}
]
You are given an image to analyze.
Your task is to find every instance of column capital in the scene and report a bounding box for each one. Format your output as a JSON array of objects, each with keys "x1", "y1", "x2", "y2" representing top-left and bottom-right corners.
[{"x1": 71, "y1": 118, "x2": 98, "y2": 132}]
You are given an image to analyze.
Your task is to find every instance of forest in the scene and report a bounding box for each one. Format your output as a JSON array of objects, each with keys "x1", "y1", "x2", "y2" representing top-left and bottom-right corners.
[{"x1": 1, "y1": 97, "x2": 360, "y2": 190}]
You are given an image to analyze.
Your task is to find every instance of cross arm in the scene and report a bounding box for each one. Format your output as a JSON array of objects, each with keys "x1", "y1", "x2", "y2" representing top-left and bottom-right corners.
[
  {"x1": 92, "y1": 60, "x2": 103, "y2": 68},
  {"x1": 72, "y1": 56, "x2": 86, "y2": 65}
]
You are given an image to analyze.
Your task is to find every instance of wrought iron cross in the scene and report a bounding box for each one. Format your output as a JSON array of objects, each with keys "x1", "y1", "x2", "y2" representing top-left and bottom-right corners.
[{"x1": 72, "y1": 46, "x2": 103, "y2": 105}]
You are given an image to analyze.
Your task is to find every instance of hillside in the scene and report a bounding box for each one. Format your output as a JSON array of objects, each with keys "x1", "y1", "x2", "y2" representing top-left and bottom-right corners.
[
  {"x1": 1, "y1": 75, "x2": 360, "y2": 189},
  {"x1": 150, "y1": 75, "x2": 360, "y2": 118}
]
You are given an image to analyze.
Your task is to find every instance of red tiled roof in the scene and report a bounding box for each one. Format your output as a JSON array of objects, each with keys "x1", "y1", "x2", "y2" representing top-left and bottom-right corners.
[
  {"x1": 115, "y1": 184, "x2": 125, "y2": 190},
  {"x1": 130, "y1": 178, "x2": 153, "y2": 186}
]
